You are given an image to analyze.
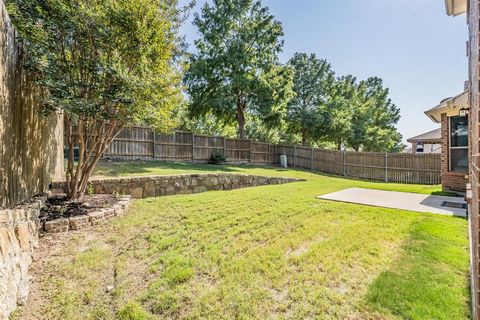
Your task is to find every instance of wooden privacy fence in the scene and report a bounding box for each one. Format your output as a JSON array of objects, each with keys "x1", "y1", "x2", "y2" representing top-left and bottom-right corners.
[{"x1": 81, "y1": 126, "x2": 441, "y2": 185}]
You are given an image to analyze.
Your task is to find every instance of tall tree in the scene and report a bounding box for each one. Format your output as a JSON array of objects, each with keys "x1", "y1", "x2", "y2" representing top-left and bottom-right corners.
[
  {"x1": 326, "y1": 75, "x2": 356, "y2": 150},
  {"x1": 184, "y1": 0, "x2": 293, "y2": 139},
  {"x1": 346, "y1": 77, "x2": 402, "y2": 152},
  {"x1": 287, "y1": 52, "x2": 334, "y2": 145},
  {"x1": 7, "y1": 0, "x2": 183, "y2": 199}
]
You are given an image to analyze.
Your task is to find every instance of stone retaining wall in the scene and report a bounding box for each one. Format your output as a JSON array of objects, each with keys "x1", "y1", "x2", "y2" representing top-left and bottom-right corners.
[
  {"x1": 0, "y1": 195, "x2": 46, "y2": 319},
  {"x1": 44, "y1": 196, "x2": 132, "y2": 233},
  {"x1": 51, "y1": 174, "x2": 304, "y2": 199}
]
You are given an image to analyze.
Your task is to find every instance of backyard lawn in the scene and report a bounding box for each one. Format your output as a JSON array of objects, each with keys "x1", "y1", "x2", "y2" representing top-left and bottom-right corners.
[{"x1": 20, "y1": 162, "x2": 470, "y2": 320}]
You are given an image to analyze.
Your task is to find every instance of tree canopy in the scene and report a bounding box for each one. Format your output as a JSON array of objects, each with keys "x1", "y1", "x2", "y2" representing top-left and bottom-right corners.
[
  {"x1": 344, "y1": 77, "x2": 402, "y2": 152},
  {"x1": 184, "y1": 0, "x2": 294, "y2": 139},
  {"x1": 287, "y1": 52, "x2": 334, "y2": 145},
  {"x1": 7, "y1": 0, "x2": 183, "y2": 198}
]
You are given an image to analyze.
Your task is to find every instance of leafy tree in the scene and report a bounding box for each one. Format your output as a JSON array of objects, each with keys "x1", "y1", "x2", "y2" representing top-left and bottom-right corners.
[
  {"x1": 326, "y1": 75, "x2": 356, "y2": 150},
  {"x1": 184, "y1": 0, "x2": 294, "y2": 139},
  {"x1": 345, "y1": 77, "x2": 402, "y2": 152},
  {"x1": 7, "y1": 0, "x2": 183, "y2": 199},
  {"x1": 176, "y1": 106, "x2": 237, "y2": 137},
  {"x1": 287, "y1": 53, "x2": 334, "y2": 145}
]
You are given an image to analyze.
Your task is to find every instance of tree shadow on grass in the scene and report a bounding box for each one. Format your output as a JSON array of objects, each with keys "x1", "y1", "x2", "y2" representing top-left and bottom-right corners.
[
  {"x1": 363, "y1": 215, "x2": 471, "y2": 320},
  {"x1": 93, "y1": 160, "x2": 290, "y2": 177}
]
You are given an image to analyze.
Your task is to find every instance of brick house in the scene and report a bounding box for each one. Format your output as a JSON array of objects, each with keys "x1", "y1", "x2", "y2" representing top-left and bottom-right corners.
[
  {"x1": 424, "y1": 91, "x2": 469, "y2": 193},
  {"x1": 406, "y1": 128, "x2": 441, "y2": 154},
  {"x1": 445, "y1": 0, "x2": 480, "y2": 318}
]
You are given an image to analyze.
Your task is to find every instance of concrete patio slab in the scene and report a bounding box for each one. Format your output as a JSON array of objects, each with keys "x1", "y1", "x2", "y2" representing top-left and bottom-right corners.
[{"x1": 318, "y1": 188, "x2": 466, "y2": 217}]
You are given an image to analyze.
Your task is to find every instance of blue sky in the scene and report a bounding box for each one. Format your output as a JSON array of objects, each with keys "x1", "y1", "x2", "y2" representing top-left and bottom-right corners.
[{"x1": 178, "y1": 0, "x2": 467, "y2": 143}]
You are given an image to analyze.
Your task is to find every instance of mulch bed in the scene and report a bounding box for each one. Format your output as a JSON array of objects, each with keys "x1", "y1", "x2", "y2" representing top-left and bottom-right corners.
[{"x1": 39, "y1": 194, "x2": 118, "y2": 223}]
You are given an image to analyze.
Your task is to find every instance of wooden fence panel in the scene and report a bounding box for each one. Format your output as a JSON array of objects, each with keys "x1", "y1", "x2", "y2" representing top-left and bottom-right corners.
[
  {"x1": 225, "y1": 139, "x2": 250, "y2": 163},
  {"x1": 269, "y1": 144, "x2": 277, "y2": 165},
  {"x1": 193, "y1": 135, "x2": 223, "y2": 162},
  {"x1": 345, "y1": 151, "x2": 386, "y2": 181},
  {"x1": 174, "y1": 132, "x2": 194, "y2": 161},
  {"x1": 1, "y1": 1, "x2": 64, "y2": 208},
  {"x1": 154, "y1": 133, "x2": 175, "y2": 160},
  {"x1": 276, "y1": 145, "x2": 295, "y2": 167},
  {"x1": 296, "y1": 146, "x2": 313, "y2": 169},
  {"x1": 105, "y1": 126, "x2": 153, "y2": 159},
  {"x1": 96, "y1": 126, "x2": 441, "y2": 185},
  {"x1": 251, "y1": 142, "x2": 269, "y2": 164},
  {"x1": 387, "y1": 153, "x2": 441, "y2": 184},
  {"x1": 312, "y1": 149, "x2": 344, "y2": 175}
]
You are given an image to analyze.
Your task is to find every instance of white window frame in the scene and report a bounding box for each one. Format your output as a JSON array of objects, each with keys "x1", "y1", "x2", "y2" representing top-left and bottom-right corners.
[{"x1": 448, "y1": 116, "x2": 468, "y2": 172}]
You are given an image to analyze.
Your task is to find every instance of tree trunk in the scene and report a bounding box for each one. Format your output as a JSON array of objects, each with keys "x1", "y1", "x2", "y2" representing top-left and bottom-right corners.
[
  {"x1": 236, "y1": 94, "x2": 246, "y2": 139},
  {"x1": 64, "y1": 115, "x2": 121, "y2": 200},
  {"x1": 301, "y1": 128, "x2": 307, "y2": 146},
  {"x1": 337, "y1": 140, "x2": 342, "y2": 150}
]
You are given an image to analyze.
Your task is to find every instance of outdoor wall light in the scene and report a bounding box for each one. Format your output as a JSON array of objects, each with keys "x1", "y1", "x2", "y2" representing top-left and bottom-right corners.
[{"x1": 459, "y1": 107, "x2": 469, "y2": 117}]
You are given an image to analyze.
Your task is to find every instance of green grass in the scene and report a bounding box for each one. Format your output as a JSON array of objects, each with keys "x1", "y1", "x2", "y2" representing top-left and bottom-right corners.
[
  {"x1": 93, "y1": 160, "x2": 446, "y2": 195},
  {"x1": 25, "y1": 162, "x2": 470, "y2": 319}
]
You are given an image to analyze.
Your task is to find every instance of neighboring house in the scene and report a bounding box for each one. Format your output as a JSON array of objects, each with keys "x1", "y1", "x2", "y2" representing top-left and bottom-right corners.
[
  {"x1": 445, "y1": 0, "x2": 480, "y2": 318},
  {"x1": 406, "y1": 128, "x2": 441, "y2": 154},
  {"x1": 424, "y1": 91, "x2": 469, "y2": 192}
]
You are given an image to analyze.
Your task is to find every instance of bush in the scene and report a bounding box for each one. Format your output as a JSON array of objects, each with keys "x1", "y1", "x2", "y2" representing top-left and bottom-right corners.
[{"x1": 208, "y1": 150, "x2": 227, "y2": 165}]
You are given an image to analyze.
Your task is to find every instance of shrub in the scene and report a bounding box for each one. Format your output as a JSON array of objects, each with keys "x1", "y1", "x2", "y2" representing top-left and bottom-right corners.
[{"x1": 208, "y1": 150, "x2": 227, "y2": 165}]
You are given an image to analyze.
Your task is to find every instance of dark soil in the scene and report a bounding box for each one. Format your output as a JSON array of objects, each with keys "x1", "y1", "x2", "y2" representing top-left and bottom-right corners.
[{"x1": 40, "y1": 194, "x2": 118, "y2": 223}]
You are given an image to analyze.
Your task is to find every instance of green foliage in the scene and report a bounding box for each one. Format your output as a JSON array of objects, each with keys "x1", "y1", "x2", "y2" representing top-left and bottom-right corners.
[
  {"x1": 209, "y1": 150, "x2": 228, "y2": 165},
  {"x1": 287, "y1": 52, "x2": 334, "y2": 145},
  {"x1": 6, "y1": 0, "x2": 184, "y2": 198},
  {"x1": 86, "y1": 183, "x2": 94, "y2": 196},
  {"x1": 346, "y1": 77, "x2": 403, "y2": 152},
  {"x1": 6, "y1": 0, "x2": 182, "y2": 130},
  {"x1": 325, "y1": 75, "x2": 356, "y2": 149},
  {"x1": 175, "y1": 104, "x2": 237, "y2": 137},
  {"x1": 324, "y1": 75, "x2": 403, "y2": 152},
  {"x1": 184, "y1": 0, "x2": 294, "y2": 138}
]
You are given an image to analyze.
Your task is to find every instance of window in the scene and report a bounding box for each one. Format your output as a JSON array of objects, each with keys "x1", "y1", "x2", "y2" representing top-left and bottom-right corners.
[{"x1": 449, "y1": 116, "x2": 468, "y2": 172}]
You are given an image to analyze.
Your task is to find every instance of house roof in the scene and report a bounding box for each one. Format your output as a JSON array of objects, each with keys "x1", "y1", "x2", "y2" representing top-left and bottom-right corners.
[
  {"x1": 407, "y1": 128, "x2": 442, "y2": 143},
  {"x1": 445, "y1": 0, "x2": 467, "y2": 16},
  {"x1": 424, "y1": 90, "x2": 468, "y2": 123}
]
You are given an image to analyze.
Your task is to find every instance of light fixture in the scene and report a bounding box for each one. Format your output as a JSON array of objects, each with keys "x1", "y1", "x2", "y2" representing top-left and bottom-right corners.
[{"x1": 459, "y1": 107, "x2": 469, "y2": 117}]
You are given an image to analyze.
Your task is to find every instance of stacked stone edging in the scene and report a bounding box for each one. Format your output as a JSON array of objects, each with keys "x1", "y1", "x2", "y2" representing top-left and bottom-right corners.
[
  {"x1": 51, "y1": 173, "x2": 304, "y2": 199},
  {"x1": 44, "y1": 196, "x2": 132, "y2": 234},
  {"x1": 0, "y1": 195, "x2": 47, "y2": 319}
]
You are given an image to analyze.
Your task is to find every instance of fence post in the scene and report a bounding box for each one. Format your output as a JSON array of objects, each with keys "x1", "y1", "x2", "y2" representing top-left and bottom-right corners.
[
  {"x1": 343, "y1": 151, "x2": 346, "y2": 176},
  {"x1": 223, "y1": 137, "x2": 226, "y2": 157},
  {"x1": 249, "y1": 139, "x2": 253, "y2": 164},
  {"x1": 152, "y1": 130, "x2": 156, "y2": 159},
  {"x1": 275, "y1": 144, "x2": 278, "y2": 166},
  {"x1": 268, "y1": 143, "x2": 270, "y2": 165},
  {"x1": 311, "y1": 147, "x2": 314, "y2": 170},
  {"x1": 385, "y1": 152, "x2": 388, "y2": 182},
  {"x1": 192, "y1": 134, "x2": 195, "y2": 162},
  {"x1": 293, "y1": 145, "x2": 297, "y2": 168},
  {"x1": 173, "y1": 131, "x2": 176, "y2": 161}
]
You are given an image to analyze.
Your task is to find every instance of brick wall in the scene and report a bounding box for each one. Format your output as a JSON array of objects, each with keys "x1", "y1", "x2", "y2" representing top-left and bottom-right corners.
[
  {"x1": 440, "y1": 113, "x2": 468, "y2": 192},
  {"x1": 468, "y1": 0, "x2": 480, "y2": 318}
]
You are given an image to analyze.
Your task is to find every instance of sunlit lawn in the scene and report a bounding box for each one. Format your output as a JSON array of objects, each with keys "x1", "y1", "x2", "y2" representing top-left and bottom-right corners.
[{"x1": 25, "y1": 162, "x2": 470, "y2": 320}]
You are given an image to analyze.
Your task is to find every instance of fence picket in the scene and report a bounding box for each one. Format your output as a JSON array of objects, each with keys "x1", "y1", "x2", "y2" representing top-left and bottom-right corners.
[{"x1": 72, "y1": 126, "x2": 441, "y2": 185}]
